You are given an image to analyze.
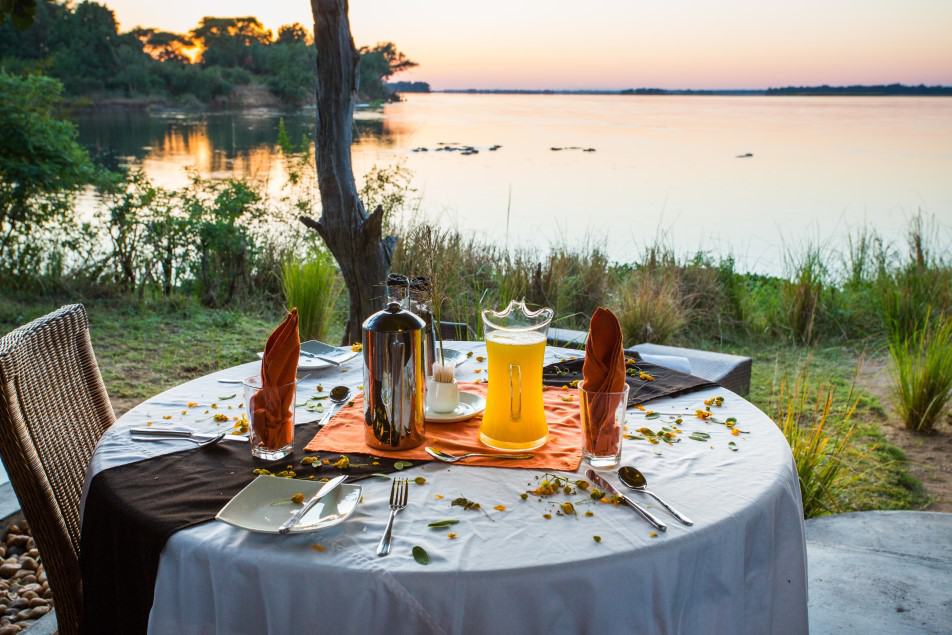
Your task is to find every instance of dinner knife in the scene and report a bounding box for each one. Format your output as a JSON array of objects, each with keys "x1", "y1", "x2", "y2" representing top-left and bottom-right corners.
[
  {"x1": 586, "y1": 469, "x2": 667, "y2": 532},
  {"x1": 278, "y1": 474, "x2": 348, "y2": 535},
  {"x1": 300, "y1": 349, "x2": 359, "y2": 367},
  {"x1": 130, "y1": 428, "x2": 249, "y2": 442}
]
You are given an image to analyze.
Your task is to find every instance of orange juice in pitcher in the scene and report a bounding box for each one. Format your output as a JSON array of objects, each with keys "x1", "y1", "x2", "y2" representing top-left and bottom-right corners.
[{"x1": 479, "y1": 300, "x2": 554, "y2": 450}]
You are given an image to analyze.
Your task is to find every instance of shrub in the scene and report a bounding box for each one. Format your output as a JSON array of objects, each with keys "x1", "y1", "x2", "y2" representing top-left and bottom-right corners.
[
  {"x1": 770, "y1": 372, "x2": 858, "y2": 518},
  {"x1": 888, "y1": 314, "x2": 952, "y2": 433},
  {"x1": 282, "y1": 250, "x2": 342, "y2": 342}
]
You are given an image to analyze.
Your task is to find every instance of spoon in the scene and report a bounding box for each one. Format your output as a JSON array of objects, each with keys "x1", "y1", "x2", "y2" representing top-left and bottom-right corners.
[
  {"x1": 617, "y1": 466, "x2": 693, "y2": 525},
  {"x1": 424, "y1": 446, "x2": 533, "y2": 463},
  {"x1": 318, "y1": 386, "x2": 352, "y2": 426}
]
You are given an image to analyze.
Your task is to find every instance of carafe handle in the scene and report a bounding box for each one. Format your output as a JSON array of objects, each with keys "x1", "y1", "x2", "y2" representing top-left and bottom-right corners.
[{"x1": 509, "y1": 362, "x2": 522, "y2": 420}]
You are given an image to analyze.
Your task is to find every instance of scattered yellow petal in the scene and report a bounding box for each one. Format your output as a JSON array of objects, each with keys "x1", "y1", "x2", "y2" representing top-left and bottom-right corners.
[
  {"x1": 434, "y1": 494, "x2": 444, "y2": 500},
  {"x1": 180, "y1": 410, "x2": 188, "y2": 415},
  {"x1": 145, "y1": 421, "x2": 153, "y2": 427},
  {"x1": 332, "y1": 455, "x2": 350, "y2": 469},
  {"x1": 291, "y1": 492, "x2": 305, "y2": 505},
  {"x1": 543, "y1": 513, "x2": 552, "y2": 520},
  {"x1": 731, "y1": 428, "x2": 741, "y2": 436},
  {"x1": 584, "y1": 511, "x2": 594, "y2": 517},
  {"x1": 187, "y1": 401, "x2": 198, "y2": 408},
  {"x1": 310, "y1": 543, "x2": 327, "y2": 553},
  {"x1": 350, "y1": 343, "x2": 363, "y2": 352},
  {"x1": 473, "y1": 368, "x2": 483, "y2": 374},
  {"x1": 447, "y1": 532, "x2": 458, "y2": 540},
  {"x1": 213, "y1": 413, "x2": 229, "y2": 422},
  {"x1": 493, "y1": 504, "x2": 506, "y2": 512},
  {"x1": 162, "y1": 415, "x2": 172, "y2": 420},
  {"x1": 639, "y1": 371, "x2": 655, "y2": 381},
  {"x1": 634, "y1": 404, "x2": 646, "y2": 411},
  {"x1": 414, "y1": 476, "x2": 427, "y2": 485},
  {"x1": 211, "y1": 403, "x2": 218, "y2": 409},
  {"x1": 649, "y1": 531, "x2": 658, "y2": 538},
  {"x1": 475, "y1": 355, "x2": 485, "y2": 362}
]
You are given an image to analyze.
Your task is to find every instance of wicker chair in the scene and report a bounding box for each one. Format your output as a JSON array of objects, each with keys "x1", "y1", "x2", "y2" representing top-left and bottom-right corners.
[{"x1": 0, "y1": 304, "x2": 115, "y2": 635}]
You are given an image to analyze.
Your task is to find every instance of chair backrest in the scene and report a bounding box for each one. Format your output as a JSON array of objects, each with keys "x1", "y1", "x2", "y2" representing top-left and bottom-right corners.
[{"x1": 0, "y1": 304, "x2": 115, "y2": 635}]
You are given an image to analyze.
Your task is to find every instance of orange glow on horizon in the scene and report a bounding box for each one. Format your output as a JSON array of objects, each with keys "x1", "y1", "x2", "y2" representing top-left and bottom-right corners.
[{"x1": 104, "y1": 0, "x2": 952, "y2": 89}]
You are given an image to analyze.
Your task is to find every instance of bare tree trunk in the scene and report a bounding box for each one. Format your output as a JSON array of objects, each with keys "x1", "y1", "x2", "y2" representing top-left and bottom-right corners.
[{"x1": 302, "y1": 0, "x2": 395, "y2": 343}]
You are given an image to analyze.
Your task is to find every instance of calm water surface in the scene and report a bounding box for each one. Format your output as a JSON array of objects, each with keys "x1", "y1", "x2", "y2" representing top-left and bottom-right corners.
[{"x1": 75, "y1": 94, "x2": 952, "y2": 273}]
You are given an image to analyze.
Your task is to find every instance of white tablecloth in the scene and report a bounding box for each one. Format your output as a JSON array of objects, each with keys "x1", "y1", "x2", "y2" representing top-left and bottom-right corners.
[{"x1": 84, "y1": 342, "x2": 807, "y2": 635}]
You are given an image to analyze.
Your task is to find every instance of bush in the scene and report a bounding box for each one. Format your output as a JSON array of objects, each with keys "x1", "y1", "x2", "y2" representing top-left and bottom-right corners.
[
  {"x1": 770, "y1": 371, "x2": 859, "y2": 517},
  {"x1": 888, "y1": 314, "x2": 952, "y2": 433},
  {"x1": 282, "y1": 250, "x2": 342, "y2": 342},
  {"x1": 0, "y1": 72, "x2": 96, "y2": 283}
]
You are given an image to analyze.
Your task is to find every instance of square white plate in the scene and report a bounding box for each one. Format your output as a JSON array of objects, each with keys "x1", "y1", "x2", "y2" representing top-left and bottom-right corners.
[{"x1": 216, "y1": 475, "x2": 362, "y2": 534}]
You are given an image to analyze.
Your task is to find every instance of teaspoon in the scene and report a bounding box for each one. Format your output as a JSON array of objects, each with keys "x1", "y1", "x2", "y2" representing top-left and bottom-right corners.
[
  {"x1": 618, "y1": 466, "x2": 694, "y2": 526},
  {"x1": 318, "y1": 385, "x2": 352, "y2": 426}
]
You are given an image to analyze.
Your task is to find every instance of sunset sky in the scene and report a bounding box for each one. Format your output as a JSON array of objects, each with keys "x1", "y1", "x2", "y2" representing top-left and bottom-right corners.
[{"x1": 106, "y1": 0, "x2": 952, "y2": 90}]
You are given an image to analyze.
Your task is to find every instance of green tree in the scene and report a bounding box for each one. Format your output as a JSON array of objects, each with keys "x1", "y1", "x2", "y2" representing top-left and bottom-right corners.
[
  {"x1": 191, "y1": 16, "x2": 272, "y2": 70},
  {"x1": 357, "y1": 41, "x2": 417, "y2": 101},
  {"x1": 276, "y1": 22, "x2": 309, "y2": 44},
  {"x1": 0, "y1": 72, "x2": 96, "y2": 273}
]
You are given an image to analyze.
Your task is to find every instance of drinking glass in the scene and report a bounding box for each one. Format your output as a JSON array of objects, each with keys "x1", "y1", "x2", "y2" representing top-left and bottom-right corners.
[
  {"x1": 579, "y1": 384, "x2": 630, "y2": 468},
  {"x1": 243, "y1": 376, "x2": 297, "y2": 460}
]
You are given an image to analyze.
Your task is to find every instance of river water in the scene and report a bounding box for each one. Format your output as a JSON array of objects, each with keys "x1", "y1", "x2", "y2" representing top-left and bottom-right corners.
[{"x1": 75, "y1": 93, "x2": 952, "y2": 273}]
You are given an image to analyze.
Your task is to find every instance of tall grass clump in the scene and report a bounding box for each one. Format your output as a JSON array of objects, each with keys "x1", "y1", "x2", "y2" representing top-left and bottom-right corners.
[
  {"x1": 770, "y1": 371, "x2": 859, "y2": 517},
  {"x1": 780, "y1": 245, "x2": 828, "y2": 344},
  {"x1": 888, "y1": 314, "x2": 952, "y2": 433},
  {"x1": 879, "y1": 214, "x2": 952, "y2": 342},
  {"x1": 281, "y1": 250, "x2": 342, "y2": 341},
  {"x1": 613, "y1": 270, "x2": 685, "y2": 345}
]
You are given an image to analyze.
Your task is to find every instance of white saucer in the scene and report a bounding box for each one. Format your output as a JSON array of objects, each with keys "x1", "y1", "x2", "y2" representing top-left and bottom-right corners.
[{"x1": 425, "y1": 391, "x2": 486, "y2": 423}]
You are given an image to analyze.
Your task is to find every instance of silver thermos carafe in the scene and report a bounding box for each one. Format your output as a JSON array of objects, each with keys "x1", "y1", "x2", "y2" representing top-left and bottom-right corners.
[{"x1": 361, "y1": 301, "x2": 426, "y2": 450}]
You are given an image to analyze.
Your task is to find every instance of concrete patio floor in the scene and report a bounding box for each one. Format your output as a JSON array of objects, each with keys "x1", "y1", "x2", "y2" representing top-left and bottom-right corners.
[{"x1": 807, "y1": 511, "x2": 952, "y2": 634}]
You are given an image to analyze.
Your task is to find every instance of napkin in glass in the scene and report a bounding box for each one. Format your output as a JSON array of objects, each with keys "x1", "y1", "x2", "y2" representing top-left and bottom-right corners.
[
  {"x1": 251, "y1": 309, "x2": 300, "y2": 449},
  {"x1": 581, "y1": 307, "x2": 627, "y2": 455}
]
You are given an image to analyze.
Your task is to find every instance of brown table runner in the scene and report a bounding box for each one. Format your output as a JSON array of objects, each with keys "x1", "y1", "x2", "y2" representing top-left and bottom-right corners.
[
  {"x1": 79, "y1": 420, "x2": 406, "y2": 635},
  {"x1": 542, "y1": 352, "x2": 717, "y2": 406},
  {"x1": 305, "y1": 382, "x2": 583, "y2": 470}
]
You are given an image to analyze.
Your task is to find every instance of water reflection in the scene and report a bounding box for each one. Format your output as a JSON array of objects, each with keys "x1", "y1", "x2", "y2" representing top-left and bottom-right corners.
[{"x1": 73, "y1": 95, "x2": 952, "y2": 273}]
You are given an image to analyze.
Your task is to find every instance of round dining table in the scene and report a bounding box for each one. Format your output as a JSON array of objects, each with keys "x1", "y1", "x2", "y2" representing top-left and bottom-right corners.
[{"x1": 83, "y1": 341, "x2": 808, "y2": 635}]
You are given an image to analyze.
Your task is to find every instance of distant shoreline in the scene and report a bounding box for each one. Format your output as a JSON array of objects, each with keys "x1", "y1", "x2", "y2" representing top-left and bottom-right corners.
[{"x1": 439, "y1": 84, "x2": 952, "y2": 97}]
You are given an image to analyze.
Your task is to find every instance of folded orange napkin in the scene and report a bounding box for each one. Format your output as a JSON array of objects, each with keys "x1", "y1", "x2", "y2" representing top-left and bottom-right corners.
[
  {"x1": 305, "y1": 382, "x2": 583, "y2": 471},
  {"x1": 251, "y1": 309, "x2": 300, "y2": 449},
  {"x1": 582, "y1": 307, "x2": 627, "y2": 392},
  {"x1": 581, "y1": 308, "x2": 627, "y2": 455}
]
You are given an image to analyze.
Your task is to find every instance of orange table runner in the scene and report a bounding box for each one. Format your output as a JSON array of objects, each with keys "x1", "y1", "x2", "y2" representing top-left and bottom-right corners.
[{"x1": 305, "y1": 382, "x2": 582, "y2": 471}]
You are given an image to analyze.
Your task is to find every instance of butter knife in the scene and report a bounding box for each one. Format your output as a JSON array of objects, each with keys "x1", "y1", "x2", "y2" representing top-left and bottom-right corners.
[
  {"x1": 130, "y1": 428, "x2": 248, "y2": 442},
  {"x1": 278, "y1": 474, "x2": 348, "y2": 534},
  {"x1": 586, "y1": 469, "x2": 667, "y2": 532}
]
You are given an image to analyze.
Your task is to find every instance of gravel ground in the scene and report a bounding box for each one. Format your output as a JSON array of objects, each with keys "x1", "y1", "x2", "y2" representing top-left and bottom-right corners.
[{"x1": 0, "y1": 521, "x2": 53, "y2": 634}]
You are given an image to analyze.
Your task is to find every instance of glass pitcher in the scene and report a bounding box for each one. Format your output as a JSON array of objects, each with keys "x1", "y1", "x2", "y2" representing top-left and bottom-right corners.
[{"x1": 479, "y1": 300, "x2": 554, "y2": 450}]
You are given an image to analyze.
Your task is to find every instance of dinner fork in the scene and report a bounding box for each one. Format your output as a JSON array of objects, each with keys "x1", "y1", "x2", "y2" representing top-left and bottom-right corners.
[{"x1": 376, "y1": 478, "x2": 409, "y2": 557}]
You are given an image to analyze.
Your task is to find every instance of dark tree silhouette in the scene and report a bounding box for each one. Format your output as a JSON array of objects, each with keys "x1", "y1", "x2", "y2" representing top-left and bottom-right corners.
[{"x1": 302, "y1": 0, "x2": 396, "y2": 342}]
